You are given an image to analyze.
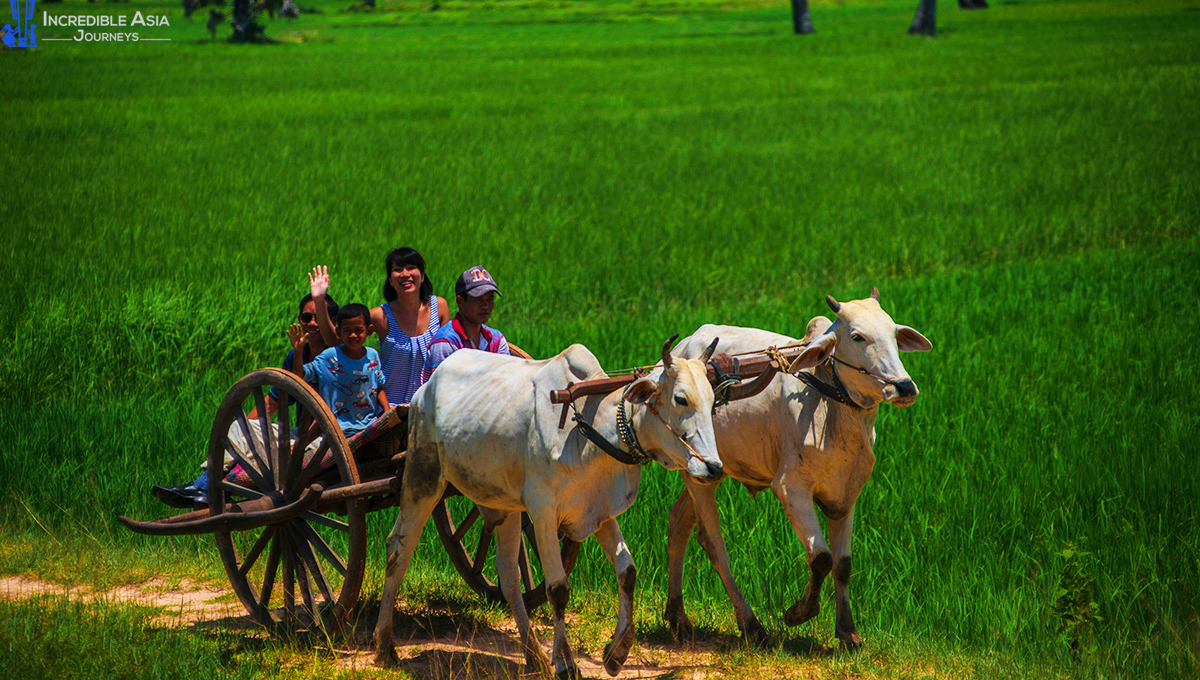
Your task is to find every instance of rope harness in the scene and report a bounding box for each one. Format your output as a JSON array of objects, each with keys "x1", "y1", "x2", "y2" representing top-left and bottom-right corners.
[
  {"x1": 564, "y1": 341, "x2": 898, "y2": 462},
  {"x1": 795, "y1": 361, "x2": 865, "y2": 410},
  {"x1": 569, "y1": 386, "x2": 709, "y2": 468},
  {"x1": 615, "y1": 397, "x2": 651, "y2": 464},
  {"x1": 794, "y1": 355, "x2": 899, "y2": 411},
  {"x1": 707, "y1": 354, "x2": 741, "y2": 412}
]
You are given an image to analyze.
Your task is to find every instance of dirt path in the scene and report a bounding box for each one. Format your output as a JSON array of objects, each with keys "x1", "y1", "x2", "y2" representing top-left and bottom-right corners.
[
  {"x1": 0, "y1": 575, "x2": 243, "y2": 626},
  {"x1": 0, "y1": 575, "x2": 756, "y2": 679}
]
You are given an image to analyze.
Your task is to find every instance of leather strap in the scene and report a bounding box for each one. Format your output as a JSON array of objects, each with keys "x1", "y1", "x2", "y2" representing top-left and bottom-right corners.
[{"x1": 795, "y1": 363, "x2": 865, "y2": 410}]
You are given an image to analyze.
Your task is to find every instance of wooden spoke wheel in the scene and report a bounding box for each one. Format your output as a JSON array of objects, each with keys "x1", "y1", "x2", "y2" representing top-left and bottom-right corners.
[
  {"x1": 206, "y1": 368, "x2": 367, "y2": 632},
  {"x1": 432, "y1": 497, "x2": 580, "y2": 609}
]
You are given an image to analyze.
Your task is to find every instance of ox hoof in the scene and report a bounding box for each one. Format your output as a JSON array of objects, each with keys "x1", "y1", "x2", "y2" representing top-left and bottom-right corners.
[
  {"x1": 555, "y1": 660, "x2": 583, "y2": 680},
  {"x1": 784, "y1": 599, "x2": 819, "y2": 627},
  {"x1": 524, "y1": 649, "x2": 553, "y2": 677},
  {"x1": 603, "y1": 640, "x2": 631, "y2": 676},
  {"x1": 740, "y1": 616, "x2": 771, "y2": 646},
  {"x1": 837, "y1": 630, "x2": 863, "y2": 651},
  {"x1": 664, "y1": 601, "x2": 694, "y2": 639}
]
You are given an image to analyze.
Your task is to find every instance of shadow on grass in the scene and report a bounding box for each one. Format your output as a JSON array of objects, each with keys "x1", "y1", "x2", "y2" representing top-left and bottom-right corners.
[
  {"x1": 638, "y1": 618, "x2": 839, "y2": 659},
  {"x1": 351, "y1": 594, "x2": 501, "y2": 638},
  {"x1": 185, "y1": 600, "x2": 529, "y2": 678},
  {"x1": 778, "y1": 634, "x2": 839, "y2": 659},
  {"x1": 180, "y1": 590, "x2": 848, "y2": 678},
  {"x1": 193, "y1": 613, "x2": 269, "y2": 633},
  {"x1": 398, "y1": 648, "x2": 527, "y2": 680}
]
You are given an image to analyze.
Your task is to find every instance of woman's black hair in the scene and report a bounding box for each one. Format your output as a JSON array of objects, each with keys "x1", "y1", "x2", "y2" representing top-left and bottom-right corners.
[{"x1": 381, "y1": 247, "x2": 433, "y2": 303}]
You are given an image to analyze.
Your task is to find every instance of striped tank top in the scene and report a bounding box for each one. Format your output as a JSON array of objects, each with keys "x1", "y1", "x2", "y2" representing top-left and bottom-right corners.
[{"x1": 379, "y1": 297, "x2": 441, "y2": 405}]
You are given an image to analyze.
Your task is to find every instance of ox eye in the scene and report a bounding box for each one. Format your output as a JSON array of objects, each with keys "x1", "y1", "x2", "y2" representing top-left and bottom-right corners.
[
  {"x1": 674, "y1": 395, "x2": 688, "y2": 407},
  {"x1": 851, "y1": 333, "x2": 865, "y2": 343}
]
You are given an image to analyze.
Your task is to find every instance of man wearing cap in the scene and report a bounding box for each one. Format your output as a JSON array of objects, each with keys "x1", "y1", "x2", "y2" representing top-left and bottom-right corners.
[{"x1": 421, "y1": 265, "x2": 511, "y2": 383}]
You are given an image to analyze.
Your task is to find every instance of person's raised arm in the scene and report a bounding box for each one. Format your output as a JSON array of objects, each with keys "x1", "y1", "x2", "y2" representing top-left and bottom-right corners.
[
  {"x1": 286, "y1": 323, "x2": 307, "y2": 378},
  {"x1": 309, "y1": 265, "x2": 339, "y2": 347}
]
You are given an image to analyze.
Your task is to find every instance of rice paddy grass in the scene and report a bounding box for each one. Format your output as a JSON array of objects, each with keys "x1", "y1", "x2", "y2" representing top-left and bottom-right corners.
[{"x1": 2, "y1": 0, "x2": 1198, "y2": 676}]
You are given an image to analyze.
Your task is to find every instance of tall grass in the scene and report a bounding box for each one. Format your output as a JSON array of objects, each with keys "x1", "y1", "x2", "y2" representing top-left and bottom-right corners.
[{"x1": 2, "y1": 0, "x2": 1198, "y2": 676}]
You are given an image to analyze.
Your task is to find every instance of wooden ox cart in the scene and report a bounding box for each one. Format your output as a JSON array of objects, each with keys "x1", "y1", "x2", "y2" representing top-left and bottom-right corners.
[{"x1": 120, "y1": 341, "x2": 806, "y2": 633}]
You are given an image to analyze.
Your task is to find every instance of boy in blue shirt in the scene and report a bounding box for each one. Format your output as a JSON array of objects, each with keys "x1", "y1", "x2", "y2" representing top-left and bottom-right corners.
[{"x1": 298, "y1": 303, "x2": 389, "y2": 435}]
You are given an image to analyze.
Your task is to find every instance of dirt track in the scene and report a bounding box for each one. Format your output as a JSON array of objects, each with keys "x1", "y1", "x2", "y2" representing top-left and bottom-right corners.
[{"x1": 0, "y1": 576, "x2": 768, "y2": 679}]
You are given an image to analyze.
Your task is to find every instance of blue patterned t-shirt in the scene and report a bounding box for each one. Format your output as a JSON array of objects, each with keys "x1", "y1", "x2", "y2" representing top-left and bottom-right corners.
[{"x1": 303, "y1": 346, "x2": 387, "y2": 435}]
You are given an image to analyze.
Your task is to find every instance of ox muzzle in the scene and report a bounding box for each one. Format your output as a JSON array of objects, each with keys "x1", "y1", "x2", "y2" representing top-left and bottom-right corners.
[{"x1": 884, "y1": 378, "x2": 920, "y2": 407}]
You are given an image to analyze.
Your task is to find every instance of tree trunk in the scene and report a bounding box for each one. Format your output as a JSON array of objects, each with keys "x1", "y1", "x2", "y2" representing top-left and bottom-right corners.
[
  {"x1": 909, "y1": 0, "x2": 936, "y2": 35},
  {"x1": 790, "y1": 0, "x2": 814, "y2": 34},
  {"x1": 230, "y1": 0, "x2": 253, "y2": 41}
]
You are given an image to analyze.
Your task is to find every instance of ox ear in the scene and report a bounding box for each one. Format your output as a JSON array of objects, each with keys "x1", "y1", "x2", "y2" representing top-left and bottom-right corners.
[
  {"x1": 803, "y1": 316, "x2": 833, "y2": 344},
  {"x1": 790, "y1": 332, "x2": 837, "y2": 372},
  {"x1": 870, "y1": 287, "x2": 880, "y2": 301},
  {"x1": 699, "y1": 337, "x2": 719, "y2": 363},
  {"x1": 896, "y1": 325, "x2": 932, "y2": 352},
  {"x1": 624, "y1": 377, "x2": 658, "y2": 404}
]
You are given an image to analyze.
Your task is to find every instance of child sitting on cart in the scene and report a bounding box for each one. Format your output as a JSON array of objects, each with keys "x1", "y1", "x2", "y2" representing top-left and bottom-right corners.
[
  {"x1": 218, "y1": 303, "x2": 392, "y2": 491},
  {"x1": 293, "y1": 303, "x2": 389, "y2": 436}
]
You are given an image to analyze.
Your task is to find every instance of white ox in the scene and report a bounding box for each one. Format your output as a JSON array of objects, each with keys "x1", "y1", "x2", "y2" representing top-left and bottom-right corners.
[
  {"x1": 374, "y1": 338, "x2": 726, "y2": 678},
  {"x1": 665, "y1": 289, "x2": 931, "y2": 648}
]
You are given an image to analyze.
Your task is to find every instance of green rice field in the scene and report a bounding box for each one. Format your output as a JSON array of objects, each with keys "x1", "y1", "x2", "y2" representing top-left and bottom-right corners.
[{"x1": 2, "y1": 0, "x2": 1198, "y2": 676}]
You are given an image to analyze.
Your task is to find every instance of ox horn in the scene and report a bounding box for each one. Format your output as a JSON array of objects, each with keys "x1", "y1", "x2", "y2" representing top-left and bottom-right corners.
[
  {"x1": 826, "y1": 295, "x2": 842, "y2": 313},
  {"x1": 662, "y1": 333, "x2": 680, "y2": 369},
  {"x1": 699, "y1": 337, "x2": 719, "y2": 363},
  {"x1": 870, "y1": 286, "x2": 880, "y2": 301}
]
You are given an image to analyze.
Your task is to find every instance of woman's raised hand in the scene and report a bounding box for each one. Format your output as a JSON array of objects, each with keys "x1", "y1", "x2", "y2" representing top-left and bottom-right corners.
[{"x1": 309, "y1": 265, "x2": 330, "y2": 299}]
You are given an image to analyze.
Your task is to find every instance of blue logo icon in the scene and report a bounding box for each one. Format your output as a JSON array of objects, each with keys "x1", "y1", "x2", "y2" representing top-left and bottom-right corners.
[{"x1": 3, "y1": 0, "x2": 37, "y2": 47}]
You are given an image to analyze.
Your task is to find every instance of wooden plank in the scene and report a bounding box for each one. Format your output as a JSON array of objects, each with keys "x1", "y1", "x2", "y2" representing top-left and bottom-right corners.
[{"x1": 548, "y1": 344, "x2": 808, "y2": 404}]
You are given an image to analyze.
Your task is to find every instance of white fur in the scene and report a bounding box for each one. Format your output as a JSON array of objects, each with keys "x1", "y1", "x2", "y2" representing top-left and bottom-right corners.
[
  {"x1": 666, "y1": 295, "x2": 931, "y2": 646},
  {"x1": 374, "y1": 342, "x2": 724, "y2": 677}
]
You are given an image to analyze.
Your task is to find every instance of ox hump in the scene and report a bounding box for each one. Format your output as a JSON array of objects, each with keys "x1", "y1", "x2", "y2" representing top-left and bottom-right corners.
[{"x1": 554, "y1": 343, "x2": 606, "y2": 382}]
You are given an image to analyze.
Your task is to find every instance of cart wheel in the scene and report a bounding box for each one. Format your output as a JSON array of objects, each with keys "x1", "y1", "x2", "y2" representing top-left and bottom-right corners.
[
  {"x1": 432, "y1": 497, "x2": 580, "y2": 609},
  {"x1": 207, "y1": 368, "x2": 367, "y2": 633}
]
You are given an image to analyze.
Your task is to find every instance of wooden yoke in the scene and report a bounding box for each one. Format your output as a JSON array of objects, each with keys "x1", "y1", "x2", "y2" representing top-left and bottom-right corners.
[{"x1": 549, "y1": 343, "x2": 809, "y2": 427}]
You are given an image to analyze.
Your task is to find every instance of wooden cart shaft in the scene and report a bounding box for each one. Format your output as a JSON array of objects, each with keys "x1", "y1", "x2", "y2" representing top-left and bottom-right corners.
[{"x1": 119, "y1": 457, "x2": 404, "y2": 537}]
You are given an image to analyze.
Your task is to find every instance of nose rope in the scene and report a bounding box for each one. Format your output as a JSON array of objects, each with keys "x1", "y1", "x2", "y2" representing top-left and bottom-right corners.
[
  {"x1": 829, "y1": 355, "x2": 898, "y2": 387},
  {"x1": 643, "y1": 399, "x2": 709, "y2": 465},
  {"x1": 567, "y1": 389, "x2": 714, "y2": 468}
]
